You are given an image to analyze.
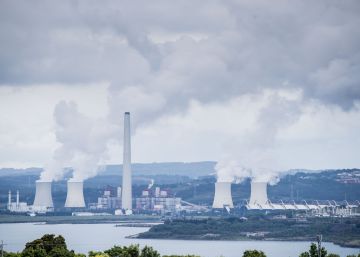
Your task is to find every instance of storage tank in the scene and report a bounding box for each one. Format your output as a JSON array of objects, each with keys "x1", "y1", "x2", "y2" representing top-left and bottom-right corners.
[
  {"x1": 249, "y1": 181, "x2": 268, "y2": 205},
  {"x1": 212, "y1": 182, "x2": 234, "y2": 208},
  {"x1": 33, "y1": 181, "x2": 54, "y2": 208},
  {"x1": 64, "y1": 180, "x2": 85, "y2": 208}
]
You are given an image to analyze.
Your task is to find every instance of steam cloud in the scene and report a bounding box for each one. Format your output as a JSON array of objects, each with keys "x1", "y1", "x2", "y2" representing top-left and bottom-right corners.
[
  {"x1": 41, "y1": 101, "x2": 117, "y2": 181},
  {"x1": 4, "y1": 1, "x2": 356, "y2": 181},
  {"x1": 215, "y1": 91, "x2": 302, "y2": 184}
]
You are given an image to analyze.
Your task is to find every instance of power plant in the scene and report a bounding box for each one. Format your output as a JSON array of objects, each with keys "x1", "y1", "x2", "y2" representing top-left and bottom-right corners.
[
  {"x1": 33, "y1": 181, "x2": 54, "y2": 208},
  {"x1": 249, "y1": 181, "x2": 269, "y2": 207},
  {"x1": 121, "y1": 112, "x2": 132, "y2": 210},
  {"x1": 7, "y1": 110, "x2": 357, "y2": 218},
  {"x1": 64, "y1": 180, "x2": 86, "y2": 208},
  {"x1": 212, "y1": 182, "x2": 234, "y2": 208}
]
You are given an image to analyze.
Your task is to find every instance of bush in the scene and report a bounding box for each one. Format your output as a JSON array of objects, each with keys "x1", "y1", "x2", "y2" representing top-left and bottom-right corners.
[{"x1": 242, "y1": 250, "x2": 266, "y2": 257}]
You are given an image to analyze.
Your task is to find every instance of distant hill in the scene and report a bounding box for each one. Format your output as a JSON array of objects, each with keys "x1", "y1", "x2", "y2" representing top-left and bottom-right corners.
[
  {"x1": 0, "y1": 161, "x2": 216, "y2": 178},
  {"x1": 0, "y1": 164, "x2": 358, "y2": 208}
]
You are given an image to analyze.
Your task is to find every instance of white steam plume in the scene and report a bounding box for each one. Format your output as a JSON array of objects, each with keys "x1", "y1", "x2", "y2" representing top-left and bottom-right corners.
[
  {"x1": 215, "y1": 91, "x2": 302, "y2": 185},
  {"x1": 40, "y1": 101, "x2": 117, "y2": 181}
]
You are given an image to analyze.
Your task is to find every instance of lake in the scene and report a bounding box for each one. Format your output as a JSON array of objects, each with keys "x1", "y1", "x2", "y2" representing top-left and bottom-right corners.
[{"x1": 0, "y1": 223, "x2": 358, "y2": 257}]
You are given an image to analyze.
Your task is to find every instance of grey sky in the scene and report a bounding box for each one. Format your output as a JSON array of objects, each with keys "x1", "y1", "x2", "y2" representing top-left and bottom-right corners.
[{"x1": 0, "y1": 0, "x2": 359, "y2": 172}]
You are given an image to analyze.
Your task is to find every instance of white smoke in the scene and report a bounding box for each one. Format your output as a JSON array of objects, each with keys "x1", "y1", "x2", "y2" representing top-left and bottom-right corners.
[
  {"x1": 215, "y1": 90, "x2": 302, "y2": 185},
  {"x1": 40, "y1": 101, "x2": 117, "y2": 181},
  {"x1": 148, "y1": 179, "x2": 155, "y2": 189}
]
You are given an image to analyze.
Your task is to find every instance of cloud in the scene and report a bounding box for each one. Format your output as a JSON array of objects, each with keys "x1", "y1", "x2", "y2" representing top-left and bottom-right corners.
[
  {"x1": 1, "y1": 0, "x2": 359, "y2": 108},
  {"x1": 0, "y1": 0, "x2": 359, "y2": 179}
]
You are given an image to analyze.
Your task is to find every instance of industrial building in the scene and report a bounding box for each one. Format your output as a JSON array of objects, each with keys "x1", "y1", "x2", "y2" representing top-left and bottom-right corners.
[
  {"x1": 243, "y1": 180, "x2": 360, "y2": 216},
  {"x1": 136, "y1": 186, "x2": 181, "y2": 213},
  {"x1": 89, "y1": 186, "x2": 122, "y2": 210},
  {"x1": 7, "y1": 190, "x2": 31, "y2": 213}
]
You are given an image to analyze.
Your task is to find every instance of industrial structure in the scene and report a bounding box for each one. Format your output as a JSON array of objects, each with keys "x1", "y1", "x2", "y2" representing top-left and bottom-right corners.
[
  {"x1": 64, "y1": 180, "x2": 86, "y2": 208},
  {"x1": 7, "y1": 190, "x2": 31, "y2": 212},
  {"x1": 33, "y1": 180, "x2": 54, "y2": 211},
  {"x1": 208, "y1": 180, "x2": 360, "y2": 217},
  {"x1": 89, "y1": 186, "x2": 122, "y2": 210},
  {"x1": 248, "y1": 181, "x2": 269, "y2": 208},
  {"x1": 135, "y1": 186, "x2": 181, "y2": 213},
  {"x1": 212, "y1": 182, "x2": 234, "y2": 209},
  {"x1": 122, "y1": 112, "x2": 132, "y2": 210}
]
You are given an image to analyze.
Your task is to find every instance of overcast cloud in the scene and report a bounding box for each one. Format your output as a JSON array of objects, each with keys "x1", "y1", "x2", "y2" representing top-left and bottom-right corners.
[{"x1": 0, "y1": 1, "x2": 359, "y2": 178}]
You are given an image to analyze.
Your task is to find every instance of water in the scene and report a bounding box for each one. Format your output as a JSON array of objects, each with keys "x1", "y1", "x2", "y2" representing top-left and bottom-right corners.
[{"x1": 0, "y1": 223, "x2": 358, "y2": 257}]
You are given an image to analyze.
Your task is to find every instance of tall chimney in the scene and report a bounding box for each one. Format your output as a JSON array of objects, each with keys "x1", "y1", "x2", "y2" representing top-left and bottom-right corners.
[
  {"x1": 16, "y1": 190, "x2": 19, "y2": 206},
  {"x1": 64, "y1": 180, "x2": 86, "y2": 208},
  {"x1": 33, "y1": 181, "x2": 54, "y2": 208},
  {"x1": 8, "y1": 190, "x2": 11, "y2": 207},
  {"x1": 121, "y1": 112, "x2": 132, "y2": 210},
  {"x1": 212, "y1": 182, "x2": 234, "y2": 208},
  {"x1": 249, "y1": 181, "x2": 268, "y2": 206}
]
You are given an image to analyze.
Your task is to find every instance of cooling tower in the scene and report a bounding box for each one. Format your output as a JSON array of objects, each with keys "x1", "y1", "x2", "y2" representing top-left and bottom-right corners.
[
  {"x1": 212, "y1": 182, "x2": 234, "y2": 208},
  {"x1": 64, "y1": 181, "x2": 85, "y2": 208},
  {"x1": 33, "y1": 181, "x2": 54, "y2": 207},
  {"x1": 249, "y1": 181, "x2": 268, "y2": 205}
]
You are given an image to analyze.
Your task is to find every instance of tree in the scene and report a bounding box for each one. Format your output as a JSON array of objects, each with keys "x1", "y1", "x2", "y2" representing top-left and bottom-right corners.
[
  {"x1": 299, "y1": 243, "x2": 326, "y2": 257},
  {"x1": 21, "y1": 234, "x2": 74, "y2": 257},
  {"x1": 162, "y1": 255, "x2": 200, "y2": 257},
  {"x1": 140, "y1": 246, "x2": 160, "y2": 257},
  {"x1": 122, "y1": 245, "x2": 140, "y2": 257},
  {"x1": 4, "y1": 251, "x2": 21, "y2": 257},
  {"x1": 21, "y1": 246, "x2": 47, "y2": 257},
  {"x1": 299, "y1": 243, "x2": 345, "y2": 257},
  {"x1": 104, "y1": 246, "x2": 125, "y2": 257},
  {"x1": 104, "y1": 245, "x2": 140, "y2": 257},
  {"x1": 89, "y1": 251, "x2": 106, "y2": 257},
  {"x1": 242, "y1": 250, "x2": 266, "y2": 257}
]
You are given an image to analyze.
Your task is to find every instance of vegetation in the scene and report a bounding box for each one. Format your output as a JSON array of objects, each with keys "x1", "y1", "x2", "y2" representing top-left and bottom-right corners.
[
  {"x1": 298, "y1": 242, "x2": 360, "y2": 257},
  {"x1": 2, "y1": 234, "x2": 359, "y2": 257},
  {"x1": 242, "y1": 250, "x2": 266, "y2": 257},
  {"x1": 2, "y1": 234, "x2": 196, "y2": 257},
  {"x1": 138, "y1": 217, "x2": 360, "y2": 248}
]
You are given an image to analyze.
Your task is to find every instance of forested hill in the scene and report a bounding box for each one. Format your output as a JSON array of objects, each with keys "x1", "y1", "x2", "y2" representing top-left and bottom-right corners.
[{"x1": 0, "y1": 161, "x2": 216, "y2": 178}]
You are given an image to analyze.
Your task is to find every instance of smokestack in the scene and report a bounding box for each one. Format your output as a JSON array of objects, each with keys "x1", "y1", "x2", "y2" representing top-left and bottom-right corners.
[
  {"x1": 33, "y1": 181, "x2": 54, "y2": 208},
  {"x1": 117, "y1": 187, "x2": 122, "y2": 198},
  {"x1": 212, "y1": 182, "x2": 234, "y2": 208},
  {"x1": 249, "y1": 181, "x2": 269, "y2": 206},
  {"x1": 16, "y1": 190, "x2": 19, "y2": 206},
  {"x1": 8, "y1": 190, "x2": 11, "y2": 207},
  {"x1": 121, "y1": 112, "x2": 132, "y2": 210},
  {"x1": 64, "y1": 181, "x2": 85, "y2": 208}
]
